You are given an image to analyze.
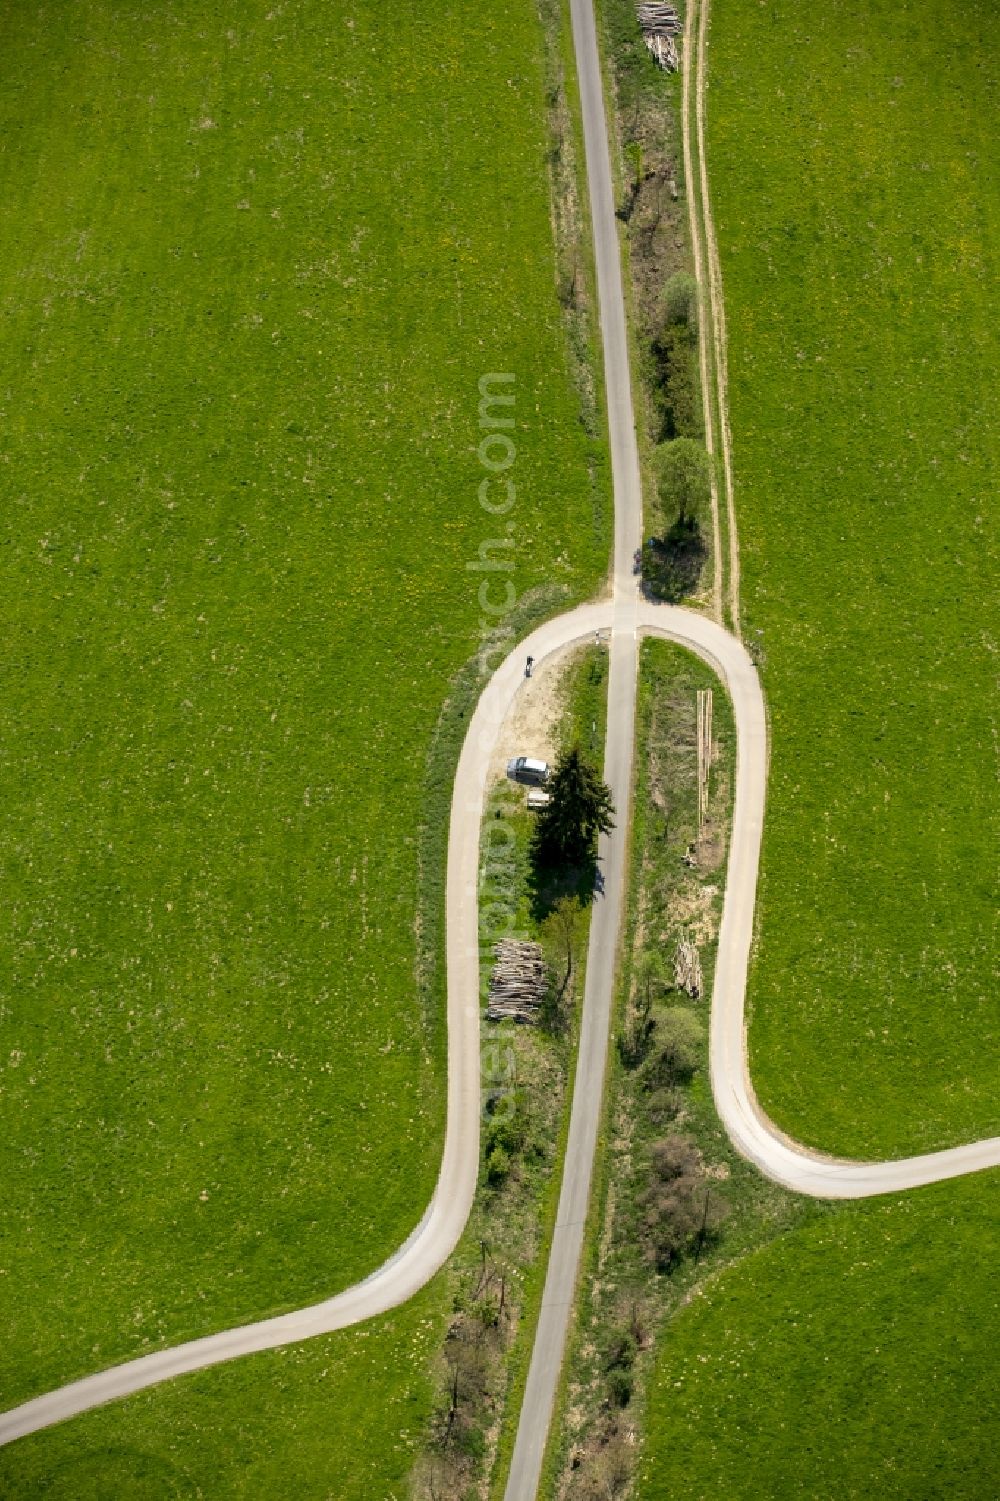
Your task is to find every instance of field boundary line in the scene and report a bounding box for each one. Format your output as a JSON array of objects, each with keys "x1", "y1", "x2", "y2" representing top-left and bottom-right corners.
[
  {"x1": 682, "y1": 0, "x2": 724, "y2": 622},
  {"x1": 694, "y1": 0, "x2": 741, "y2": 636}
]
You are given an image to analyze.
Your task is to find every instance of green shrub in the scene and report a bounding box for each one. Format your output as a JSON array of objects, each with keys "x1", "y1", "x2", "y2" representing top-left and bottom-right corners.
[
  {"x1": 647, "y1": 1086, "x2": 683, "y2": 1125},
  {"x1": 655, "y1": 437, "x2": 712, "y2": 521},
  {"x1": 660, "y1": 270, "x2": 699, "y2": 333},
  {"x1": 647, "y1": 1008, "x2": 704, "y2": 1086},
  {"x1": 486, "y1": 1145, "x2": 511, "y2": 1186},
  {"x1": 650, "y1": 320, "x2": 701, "y2": 439},
  {"x1": 484, "y1": 1098, "x2": 527, "y2": 1160}
]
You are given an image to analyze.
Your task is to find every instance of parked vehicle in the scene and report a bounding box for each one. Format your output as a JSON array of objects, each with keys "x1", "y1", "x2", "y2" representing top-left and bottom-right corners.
[
  {"x1": 526, "y1": 789, "x2": 552, "y2": 810},
  {"x1": 506, "y1": 756, "x2": 550, "y2": 786}
]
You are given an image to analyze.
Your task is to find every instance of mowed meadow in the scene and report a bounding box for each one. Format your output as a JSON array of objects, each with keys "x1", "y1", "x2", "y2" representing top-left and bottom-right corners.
[
  {"x1": 707, "y1": 0, "x2": 998, "y2": 1156},
  {"x1": 639, "y1": 1170, "x2": 1000, "y2": 1501},
  {"x1": 0, "y1": 1287, "x2": 443, "y2": 1500},
  {"x1": 0, "y1": 0, "x2": 606, "y2": 1405}
]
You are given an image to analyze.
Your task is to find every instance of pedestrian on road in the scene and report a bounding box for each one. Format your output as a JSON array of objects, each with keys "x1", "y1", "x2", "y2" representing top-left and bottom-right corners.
[{"x1": 525, "y1": 656, "x2": 534, "y2": 678}]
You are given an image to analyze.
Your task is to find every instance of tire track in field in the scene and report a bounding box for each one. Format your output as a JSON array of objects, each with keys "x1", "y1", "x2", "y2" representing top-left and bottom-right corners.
[
  {"x1": 687, "y1": 0, "x2": 741, "y2": 636},
  {"x1": 682, "y1": 0, "x2": 724, "y2": 623}
]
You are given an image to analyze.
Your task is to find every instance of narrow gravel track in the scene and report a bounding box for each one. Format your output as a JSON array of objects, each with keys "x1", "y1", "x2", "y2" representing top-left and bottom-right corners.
[
  {"x1": 692, "y1": 0, "x2": 741, "y2": 635},
  {"x1": 2, "y1": 0, "x2": 998, "y2": 1462},
  {"x1": 681, "y1": 0, "x2": 724, "y2": 622},
  {"x1": 684, "y1": 0, "x2": 739, "y2": 633}
]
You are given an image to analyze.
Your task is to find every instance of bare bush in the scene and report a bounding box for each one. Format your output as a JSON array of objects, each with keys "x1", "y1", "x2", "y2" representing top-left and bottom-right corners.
[{"x1": 639, "y1": 1133, "x2": 728, "y2": 1271}]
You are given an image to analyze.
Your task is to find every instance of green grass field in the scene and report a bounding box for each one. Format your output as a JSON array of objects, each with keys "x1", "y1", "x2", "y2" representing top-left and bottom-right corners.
[
  {"x1": 639, "y1": 1169, "x2": 1000, "y2": 1501},
  {"x1": 633, "y1": 7, "x2": 999, "y2": 1497},
  {"x1": 0, "y1": 655, "x2": 610, "y2": 1498},
  {"x1": 707, "y1": 0, "x2": 999, "y2": 1156},
  {"x1": 0, "y1": 1285, "x2": 444, "y2": 1500},
  {"x1": 0, "y1": 0, "x2": 607, "y2": 1410}
]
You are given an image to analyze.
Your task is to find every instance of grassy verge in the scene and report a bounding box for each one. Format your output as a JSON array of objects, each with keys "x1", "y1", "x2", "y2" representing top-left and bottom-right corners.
[
  {"x1": 595, "y1": 0, "x2": 717, "y2": 609},
  {"x1": 544, "y1": 639, "x2": 816, "y2": 1498},
  {"x1": 0, "y1": 0, "x2": 607, "y2": 1410},
  {"x1": 708, "y1": 0, "x2": 999, "y2": 1155},
  {"x1": 639, "y1": 1169, "x2": 1000, "y2": 1501},
  {"x1": 410, "y1": 645, "x2": 610, "y2": 1499}
]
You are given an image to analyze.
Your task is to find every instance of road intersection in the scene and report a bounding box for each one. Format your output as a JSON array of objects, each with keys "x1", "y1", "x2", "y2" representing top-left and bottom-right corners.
[{"x1": 2, "y1": 0, "x2": 997, "y2": 1465}]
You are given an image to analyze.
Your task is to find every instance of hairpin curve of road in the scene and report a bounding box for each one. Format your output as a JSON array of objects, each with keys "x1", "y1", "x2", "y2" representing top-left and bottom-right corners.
[
  {"x1": 2, "y1": 598, "x2": 997, "y2": 1449},
  {"x1": 3, "y1": 0, "x2": 998, "y2": 1458}
]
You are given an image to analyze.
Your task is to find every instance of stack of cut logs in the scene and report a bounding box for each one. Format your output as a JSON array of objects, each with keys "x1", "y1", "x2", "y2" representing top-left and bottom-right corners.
[
  {"x1": 486, "y1": 939, "x2": 548, "y2": 1023},
  {"x1": 696, "y1": 687, "x2": 714, "y2": 833},
  {"x1": 638, "y1": 3, "x2": 681, "y2": 71},
  {"x1": 674, "y1": 935, "x2": 703, "y2": 999}
]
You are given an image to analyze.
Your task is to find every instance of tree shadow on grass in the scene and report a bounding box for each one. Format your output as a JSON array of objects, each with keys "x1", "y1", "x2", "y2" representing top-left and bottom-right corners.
[
  {"x1": 528, "y1": 849, "x2": 600, "y2": 925},
  {"x1": 642, "y1": 509, "x2": 708, "y2": 603}
]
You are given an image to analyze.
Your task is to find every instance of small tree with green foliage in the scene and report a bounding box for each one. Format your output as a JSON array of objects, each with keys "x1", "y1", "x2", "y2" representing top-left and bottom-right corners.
[
  {"x1": 532, "y1": 745, "x2": 615, "y2": 869},
  {"x1": 650, "y1": 280, "x2": 701, "y2": 439},
  {"x1": 656, "y1": 437, "x2": 712, "y2": 518},
  {"x1": 539, "y1": 894, "x2": 586, "y2": 1028},
  {"x1": 642, "y1": 513, "x2": 707, "y2": 602},
  {"x1": 647, "y1": 1006, "x2": 704, "y2": 1087},
  {"x1": 642, "y1": 440, "x2": 712, "y2": 601},
  {"x1": 483, "y1": 1094, "x2": 529, "y2": 1186},
  {"x1": 660, "y1": 270, "x2": 699, "y2": 334}
]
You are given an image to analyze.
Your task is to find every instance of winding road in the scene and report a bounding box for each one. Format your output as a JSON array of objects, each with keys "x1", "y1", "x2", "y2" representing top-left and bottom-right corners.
[{"x1": 1, "y1": 0, "x2": 998, "y2": 1465}]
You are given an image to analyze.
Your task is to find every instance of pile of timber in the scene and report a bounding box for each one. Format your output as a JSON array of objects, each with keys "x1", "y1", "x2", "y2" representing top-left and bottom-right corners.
[
  {"x1": 674, "y1": 935, "x2": 703, "y2": 999},
  {"x1": 486, "y1": 939, "x2": 548, "y2": 1023},
  {"x1": 638, "y1": 3, "x2": 681, "y2": 71},
  {"x1": 696, "y1": 688, "x2": 714, "y2": 833}
]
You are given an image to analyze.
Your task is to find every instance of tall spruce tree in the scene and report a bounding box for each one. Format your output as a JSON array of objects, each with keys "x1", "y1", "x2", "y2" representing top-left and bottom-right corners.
[{"x1": 533, "y1": 745, "x2": 615, "y2": 867}]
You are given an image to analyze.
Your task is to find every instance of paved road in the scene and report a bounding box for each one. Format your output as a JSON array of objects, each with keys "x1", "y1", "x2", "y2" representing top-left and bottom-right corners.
[
  {"x1": 501, "y1": 0, "x2": 644, "y2": 1492},
  {"x1": 2, "y1": 595, "x2": 997, "y2": 1451},
  {"x1": 3, "y1": 0, "x2": 999, "y2": 1461},
  {"x1": 501, "y1": 0, "x2": 1000, "y2": 1495}
]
